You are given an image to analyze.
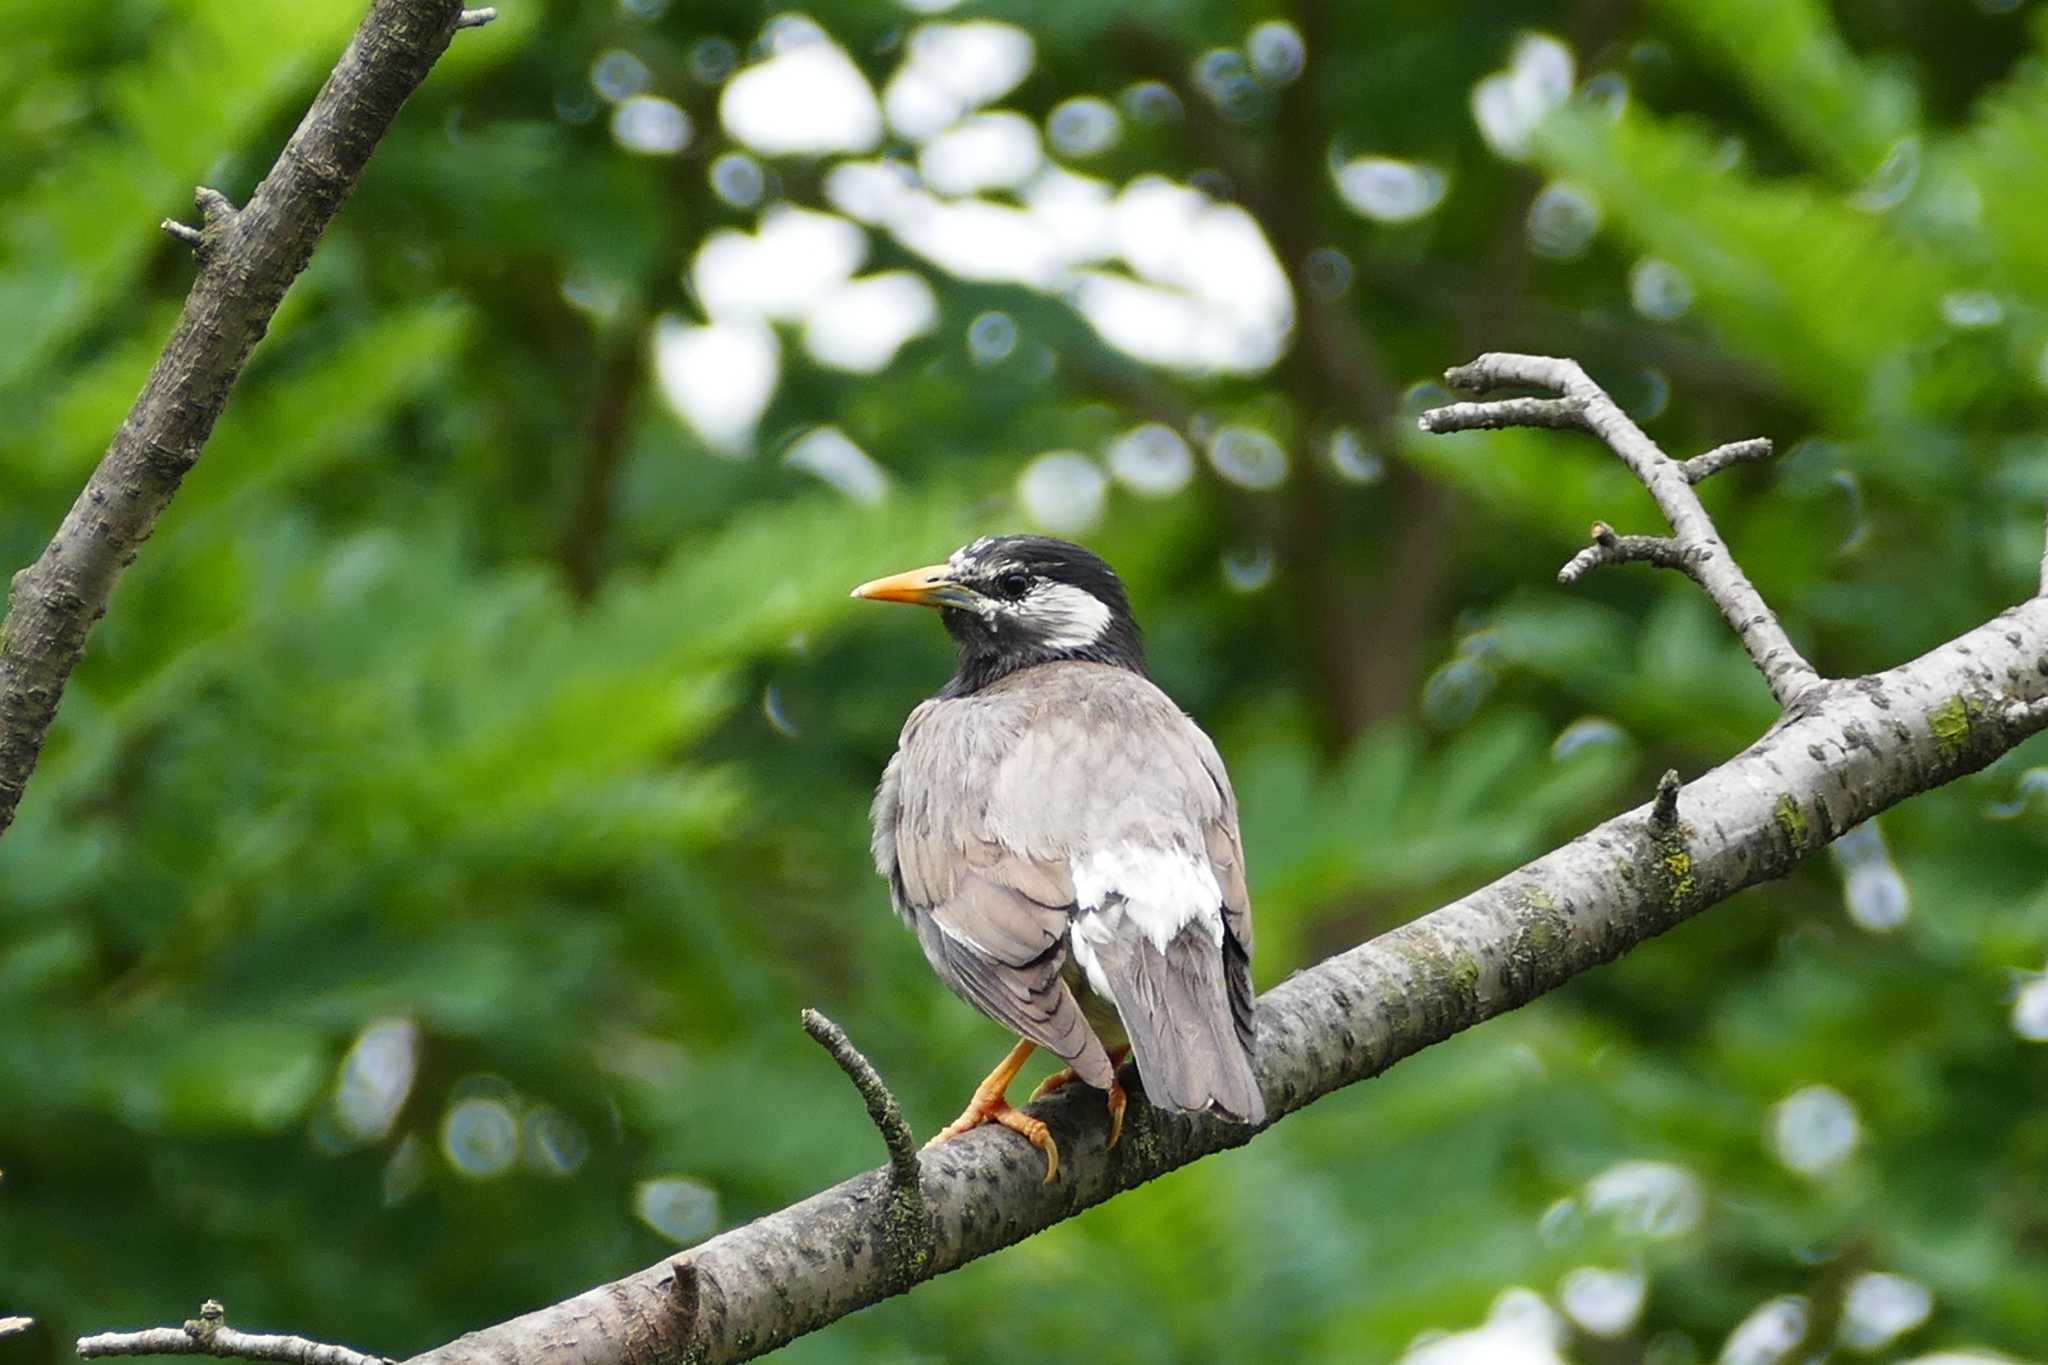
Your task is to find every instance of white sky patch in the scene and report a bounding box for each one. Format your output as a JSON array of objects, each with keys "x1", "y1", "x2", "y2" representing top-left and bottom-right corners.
[
  {"x1": 1093, "y1": 176, "x2": 1293, "y2": 372},
  {"x1": 803, "y1": 271, "x2": 937, "y2": 373},
  {"x1": 919, "y1": 111, "x2": 1043, "y2": 196},
  {"x1": 692, "y1": 207, "x2": 867, "y2": 322},
  {"x1": 824, "y1": 159, "x2": 919, "y2": 224},
  {"x1": 1720, "y1": 1296, "x2": 1809, "y2": 1365},
  {"x1": 1473, "y1": 33, "x2": 1574, "y2": 161},
  {"x1": 783, "y1": 426, "x2": 888, "y2": 503},
  {"x1": 1017, "y1": 450, "x2": 1108, "y2": 533},
  {"x1": 1023, "y1": 166, "x2": 1119, "y2": 264},
  {"x1": 1073, "y1": 270, "x2": 1285, "y2": 374},
  {"x1": 832, "y1": 156, "x2": 1286, "y2": 376},
  {"x1": 1334, "y1": 156, "x2": 1448, "y2": 223},
  {"x1": 611, "y1": 96, "x2": 691, "y2": 156},
  {"x1": 1399, "y1": 1288, "x2": 1566, "y2": 1365},
  {"x1": 891, "y1": 193, "x2": 1073, "y2": 287},
  {"x1": 1557, "y1": 1267, "x2": 1644, "y2": 1339},
  {"x1": 720, "y1": 38, "x2": 882, "y2": 156},
  {"x1": 883, "y1": 21, "x2": 1035, "y2": 140},
  {"x1": 652, "y1": 315, "x2": 779, "y2": 455},
  {"x1": 1107, "y1": 423, "x2": 1193, "y2": 496},
  {"x1": 1047, "y1": 95, "x2": 1121, "y2": 158},
  {"x1": 1840, "y1": 1272, "x2": 1933, "y2": 1352}
]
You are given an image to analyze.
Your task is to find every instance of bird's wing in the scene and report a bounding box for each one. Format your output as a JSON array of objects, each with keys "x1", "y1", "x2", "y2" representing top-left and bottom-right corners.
[
  {"x1": 877, "y1": 697, "x2": 1115, "y2": 1088},
  {"x1": 1188, "y1": 722, "x2": 1256, "y2": 1052},
  {"x1": 980, "y1": 663, "x2": 1262, "y2": 1121}
]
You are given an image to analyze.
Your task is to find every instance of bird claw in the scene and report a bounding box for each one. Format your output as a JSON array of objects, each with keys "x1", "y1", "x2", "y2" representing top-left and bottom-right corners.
[
  {"x1": 927, "y1": 1096, "x2": 1059, "y2": 1182},
  {"x1": 1028, "y1": 1051, "x2": 1129, "y2": 1151},
  {"x1": 1027, "y1": 1066, "x2": 1077, "y2": 1103}
]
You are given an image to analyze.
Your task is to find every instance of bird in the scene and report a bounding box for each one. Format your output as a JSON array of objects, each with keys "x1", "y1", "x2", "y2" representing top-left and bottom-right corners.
[{"x1": 854, "y1": 534, "x2": 1262, "y2": 1181}]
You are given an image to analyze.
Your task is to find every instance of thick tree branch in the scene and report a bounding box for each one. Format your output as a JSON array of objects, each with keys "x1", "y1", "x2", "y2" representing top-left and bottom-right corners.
[
  {"x1": 1420, "y1": 352, "x2": 1822, "y2": 707},
  {"x1": 0, "y1": 0, "x2": 478, "y2": 839},
  {"x1": 79, "y1": 1303, "x2": 389, "y2": 1365},
  {"x1": 82, "y1": 355, "x2": 2048, "y2": 1363},
  {"x1": 369, "y1": 368, "x2": 2048, "y2": 1363}
]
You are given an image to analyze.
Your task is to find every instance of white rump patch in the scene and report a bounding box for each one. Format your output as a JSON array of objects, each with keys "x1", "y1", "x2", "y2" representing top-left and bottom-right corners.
[
  {"x1": 1067, "y1": 844, "x2": 1223, "y2": 1005},
  {"x1": 1020, "y1": 580, "x2": 1112, "y2": 650}
]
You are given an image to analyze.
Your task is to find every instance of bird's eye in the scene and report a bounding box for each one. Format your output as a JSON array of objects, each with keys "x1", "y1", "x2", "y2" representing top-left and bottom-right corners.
[{"x1": 994, "y1": 570, "x2": 1033, "y2": 600}]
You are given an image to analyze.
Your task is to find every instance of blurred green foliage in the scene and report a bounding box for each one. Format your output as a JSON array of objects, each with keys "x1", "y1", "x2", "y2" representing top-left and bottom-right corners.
[{"x1": 5, "y1": 1, "x2": 2048, "y2": 1361}]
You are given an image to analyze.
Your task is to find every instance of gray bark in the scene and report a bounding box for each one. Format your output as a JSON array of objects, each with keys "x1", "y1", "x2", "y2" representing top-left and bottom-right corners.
[
  {"x1": 79, "y1": 1302, "x2": 391, "y2": 1365},
  {"x1": 399, "y1": 595, "x2": 2048, "y2": 1365},
  {"x1": 0, "y1": 0, "x2": 476, "y2": 837}
]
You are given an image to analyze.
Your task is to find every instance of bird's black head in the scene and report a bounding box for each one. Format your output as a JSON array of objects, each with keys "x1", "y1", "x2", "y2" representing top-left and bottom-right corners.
[{"x1": 852, "y1": 535, "x2": 1145, "y2": 696}]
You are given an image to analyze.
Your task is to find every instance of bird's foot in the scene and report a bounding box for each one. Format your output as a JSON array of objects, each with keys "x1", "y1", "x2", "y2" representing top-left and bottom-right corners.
[
  {"x1": 1026, "y1": 1067, "x2": 1079, "y2": 1102},
  {"x1": 1027, "y1": 1046, "x2": 1130, "y2": 1150},
  {"x1": 927, "y1": 1095, "x2": 1059, "y2": 1182},
  {"x1": 924, "y1": 1038, "x2": 1058, "y2": 1181}
]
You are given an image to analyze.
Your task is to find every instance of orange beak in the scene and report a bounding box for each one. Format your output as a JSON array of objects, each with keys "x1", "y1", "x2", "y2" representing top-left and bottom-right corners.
[{"x1": 849, "y1": 563, "x2": 980, "y2": 610}]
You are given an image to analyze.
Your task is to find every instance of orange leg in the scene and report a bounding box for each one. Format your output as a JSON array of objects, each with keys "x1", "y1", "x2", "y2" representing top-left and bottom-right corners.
[
  {"x1": 927, "y1": 1038, "x2": 1060, "y2": 1182},
  {"x1": 1027, "y1": 1046, "x2": 1131, "y2": 1149}
]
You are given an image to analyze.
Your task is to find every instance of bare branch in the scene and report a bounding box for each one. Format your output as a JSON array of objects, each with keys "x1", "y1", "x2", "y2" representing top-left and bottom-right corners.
[
  {"x1": 2, "y1": 1317, "x2": 34, "y2": 1340},
  {"x1": 82, "y1": 352, "x2": 2048, "y2": 1362},
  {"x1": 800, "y1": 1008, "x2": 922, "y2": 1194},
  {"x1": 1421, "y1": 352, "x2": 1821, "y2": 708},
  {"x1": 78, "y1": 1303, "x2": 389, "y2": 1365},
  {"x1": 0, "y1": 0, "x2": 471, "y2": 840},
  {"x1": 1680, "y1": 437, "x2": 1774, "y2": 484},
  {"x1": 1557, "y1": 521, "x2": 1703, "y2": 586},
  {"x1": 455, "y1": 7, "x2": 496, "y2": 25},
  {"x1": 1417, "y1": 395, "x2": 1586, "y2": 433},
  {"x1": 393, "y1": 591, "x2": 2048, "y2": 1365}
]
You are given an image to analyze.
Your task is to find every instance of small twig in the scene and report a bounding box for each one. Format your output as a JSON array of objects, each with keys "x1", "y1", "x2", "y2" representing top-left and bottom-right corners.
[
  {"x1": 800, "y1": 1008, "x2": 921, "y2": 1191},
  {"x1": 161, "y1": 189, "x2": 237, "y2": 255},
  {"x1": 1421, "y1": 353, "x2": 1821, "y2": 709},
  {"x1": 1651, "y1": 769, "x2": 1681, "y2": 826},
  {"x1": 1418, "y1": 395, "x2": 1585, "y2": 433},
  {"x1": 1557, "y1": 521, "x2": 1705, "y2": 586},
  {"x1": 2, "y1": 1317, "x2": 34, "y2": 1339},
  {"x1": 455, "y1": 6, "x2": 496, "y2": 25},
  {"x1": 1679, "y1": 437, "x2": 1774, "y2": 484},
  {"x1": 77, "y1": 1302, "x2": 390, "y2": 1365},
  {"x1": 193, "y1": 187, "x2": 236, "y2": 225}
]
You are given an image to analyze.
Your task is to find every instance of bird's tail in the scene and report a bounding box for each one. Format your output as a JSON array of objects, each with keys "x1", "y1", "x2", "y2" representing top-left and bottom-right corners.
[{"x1": 1090, "y1": 923, "x2": 1265, "y2": 1125}]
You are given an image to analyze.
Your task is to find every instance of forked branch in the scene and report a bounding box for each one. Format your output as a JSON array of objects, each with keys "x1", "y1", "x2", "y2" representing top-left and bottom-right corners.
[
  {"x1": 1419, "y1": 352, "x2": 1821, "y2": 708},
  {"x1": 78, "y1": 1303, "x2": 389, "y2": 1365}
]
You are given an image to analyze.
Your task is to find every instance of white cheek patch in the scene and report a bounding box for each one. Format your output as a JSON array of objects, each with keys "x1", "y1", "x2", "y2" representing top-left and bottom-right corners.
[
  {"x1": 1068, "y1": 844, "x2": 1224, "y2": 1005},
  {"x1": 1022, "y1": 581, "x2": 1112, "y2": 651}
]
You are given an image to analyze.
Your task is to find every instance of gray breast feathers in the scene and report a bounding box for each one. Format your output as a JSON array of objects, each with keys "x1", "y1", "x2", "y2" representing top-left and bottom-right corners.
[{"x1": 871, "y1": 660, "x2": 1261, "y2": 1122}]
